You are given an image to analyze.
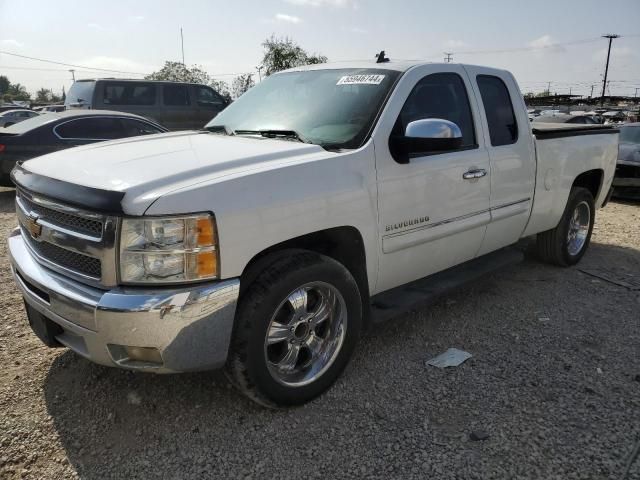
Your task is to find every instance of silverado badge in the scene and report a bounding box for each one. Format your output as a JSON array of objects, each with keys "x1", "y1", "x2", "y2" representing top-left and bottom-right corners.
[{"x1": 25, "y1": 213, "x2": 42, "y2": 239}]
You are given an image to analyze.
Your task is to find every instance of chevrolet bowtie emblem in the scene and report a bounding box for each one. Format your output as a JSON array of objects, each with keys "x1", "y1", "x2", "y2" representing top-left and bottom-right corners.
[{"x1": 25, "y1": 213, "x2": 42, "y2": 239}]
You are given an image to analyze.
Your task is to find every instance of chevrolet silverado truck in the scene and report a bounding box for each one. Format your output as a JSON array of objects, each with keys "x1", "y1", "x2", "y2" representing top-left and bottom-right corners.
[{"x1": 8, "y1": 61, "x2": 618, "y2": 407}]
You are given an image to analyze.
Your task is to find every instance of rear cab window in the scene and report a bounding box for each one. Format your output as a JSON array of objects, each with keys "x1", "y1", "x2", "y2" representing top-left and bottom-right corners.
[
  {"x1": 476, "y1": 75, "x2": 518, "y2": 146},
  {"x1": 103, "y1": 82, "x2": 156, "y2": 106}
]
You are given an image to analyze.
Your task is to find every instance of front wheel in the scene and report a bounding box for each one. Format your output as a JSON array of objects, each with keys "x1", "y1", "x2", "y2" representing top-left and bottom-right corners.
[
  {"x1": 226, "y1": 251, "x2": 362, "y2": 407},
  {"x1": 536, "y1": 187, "x2": 595, "y2": 266}
]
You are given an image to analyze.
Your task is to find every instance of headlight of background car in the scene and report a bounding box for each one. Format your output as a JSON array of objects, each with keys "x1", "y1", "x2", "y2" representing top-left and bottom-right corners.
[{"x1": 119, "y1": 214, "x2": 218, "y2": 284}]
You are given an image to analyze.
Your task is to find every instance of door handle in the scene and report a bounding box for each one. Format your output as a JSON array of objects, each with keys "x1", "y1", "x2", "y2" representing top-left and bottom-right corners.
[{"x1": 463, "y1": 169, "x2": 487, "y2": 180}]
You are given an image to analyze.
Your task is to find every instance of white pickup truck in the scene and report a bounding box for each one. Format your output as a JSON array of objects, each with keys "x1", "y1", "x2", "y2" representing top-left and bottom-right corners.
[{"x1": 8, "y1": 61, "x2": 618, "y2": 407}]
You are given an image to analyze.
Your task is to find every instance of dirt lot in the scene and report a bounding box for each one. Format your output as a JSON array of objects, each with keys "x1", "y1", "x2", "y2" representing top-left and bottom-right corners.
[{"x1": 0, "y1": 188, "x2": 638, "y2": 480}]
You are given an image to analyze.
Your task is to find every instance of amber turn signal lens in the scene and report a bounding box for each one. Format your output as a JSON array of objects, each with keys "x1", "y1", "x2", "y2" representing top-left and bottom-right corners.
[
  {"x1": 197, "y1": 217, "x2": 215, "y2": 246},
  {"x1": 196, "y1": 251, "x2": 217, "y2": 278}
]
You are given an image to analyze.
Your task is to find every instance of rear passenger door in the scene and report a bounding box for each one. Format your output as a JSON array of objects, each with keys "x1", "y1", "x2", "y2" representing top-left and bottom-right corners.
[{"x1": 463, "y1": 67, "x2": 536, "y2": 256}]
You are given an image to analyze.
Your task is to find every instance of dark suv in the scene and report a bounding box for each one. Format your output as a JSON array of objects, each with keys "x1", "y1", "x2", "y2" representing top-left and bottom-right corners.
[{"x1": 64, "y1": 79, "x2": 228, "y2": 130}]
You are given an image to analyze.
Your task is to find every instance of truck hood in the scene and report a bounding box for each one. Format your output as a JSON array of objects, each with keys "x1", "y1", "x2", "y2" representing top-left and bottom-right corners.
[{"x1": 21, "y1": 131, "x2": 327, "y2": 214}]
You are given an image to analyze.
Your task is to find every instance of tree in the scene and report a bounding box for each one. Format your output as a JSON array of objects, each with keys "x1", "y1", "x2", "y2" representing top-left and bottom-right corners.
[
  {"x1": 232, "y1": 73, "x2": 255, "y2": 99},
  {"x1": 146, "y1": 61, "x2": 212, "y2": 84},
  {"x1": 5, "y1": 83, "x2": 30, "y2": 102},
  {"x1": 35, "y1": 88, "x2": 51, "y2": 103},
  {"x1": 0, "y1": 76, "x2": 9, "y2": 96},
  {"x1": 210, "y1": 79, "x2": 232, "y2": 103},
  {"x1": 261, "y1": 36, "x2": 327, "y2": 76}
]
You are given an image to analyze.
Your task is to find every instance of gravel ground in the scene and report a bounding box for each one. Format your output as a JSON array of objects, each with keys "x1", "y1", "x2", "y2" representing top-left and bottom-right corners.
[{"x1": 0, "y1": 188, "x2": 639, "y2": 480}]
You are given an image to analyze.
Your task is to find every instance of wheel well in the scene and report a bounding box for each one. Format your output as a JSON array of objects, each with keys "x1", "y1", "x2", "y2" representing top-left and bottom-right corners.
[
  {"x1": 572, "y1": 169, "x2": 604, "y2": 199},
  {"x1": 239, "y1": 226, "x2": 371, "y2": 326}
]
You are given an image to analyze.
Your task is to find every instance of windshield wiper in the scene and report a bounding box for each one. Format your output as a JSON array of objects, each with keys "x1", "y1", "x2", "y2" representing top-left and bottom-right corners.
[
  {"x1": 205, "y1": 125, "x2": 231, "y2": 135},
  {"x1": 233, "y1": 129, "x2": 311, "y2": 144}
]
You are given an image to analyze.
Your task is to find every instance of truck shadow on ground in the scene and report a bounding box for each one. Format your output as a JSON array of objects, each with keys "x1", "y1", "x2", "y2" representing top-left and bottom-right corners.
[{"x1": 40, "y1": 240, "x2": 640, "y2": 479}]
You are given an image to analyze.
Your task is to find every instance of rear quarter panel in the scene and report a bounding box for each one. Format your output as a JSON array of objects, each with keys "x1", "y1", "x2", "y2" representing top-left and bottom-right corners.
[{"x1": 523, "y1": 131, "x2": 618, "y2": 236}]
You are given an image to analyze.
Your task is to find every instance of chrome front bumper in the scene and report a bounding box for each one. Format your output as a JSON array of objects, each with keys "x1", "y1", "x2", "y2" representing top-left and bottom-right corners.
[{"x1": 8, "y1": 228, "x2": 240, "y2": 373}]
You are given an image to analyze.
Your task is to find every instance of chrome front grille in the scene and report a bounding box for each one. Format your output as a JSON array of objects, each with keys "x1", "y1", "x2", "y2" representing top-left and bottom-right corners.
[
  {"x1": 16, "y1": 189, "x2": 119, "y2": 288},
  {"x1": 19, "y1": 193, "x2": 103, "y2": 236},
  {"x1": 23, "y1": 233, "x2": 102, "y2": 278}
]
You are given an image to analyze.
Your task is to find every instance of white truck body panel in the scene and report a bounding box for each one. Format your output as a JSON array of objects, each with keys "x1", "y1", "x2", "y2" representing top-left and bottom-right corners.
[
  {"x1": 523, "y1": 129, "x2": 618, "y2": 236},
  {"x1": 17, "y1": 62, "x2": 618, "y2": 299}
]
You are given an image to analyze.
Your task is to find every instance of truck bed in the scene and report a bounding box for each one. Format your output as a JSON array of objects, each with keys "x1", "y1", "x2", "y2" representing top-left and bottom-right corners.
[
  {"x1": 522, "y1": 122, "x2": 619, "y2": 237},
  {"x1": 532, "y1": 122, "x2": 618, "y2": 139}
]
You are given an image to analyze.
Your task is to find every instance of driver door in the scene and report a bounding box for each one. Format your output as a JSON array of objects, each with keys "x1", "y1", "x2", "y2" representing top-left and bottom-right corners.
[{"x1": 373, "y1": 65, "x2": 491, "y2": 293}]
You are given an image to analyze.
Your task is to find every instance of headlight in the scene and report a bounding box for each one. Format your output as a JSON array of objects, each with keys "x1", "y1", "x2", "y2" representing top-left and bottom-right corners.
[{"x1": 119, "y1": 214, "x2": 218, "y2": 284}]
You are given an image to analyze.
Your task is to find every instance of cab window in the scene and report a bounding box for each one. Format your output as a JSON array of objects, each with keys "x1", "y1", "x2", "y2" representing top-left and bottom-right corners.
[
  {"x1": 477, "y1": 75, "x2": 518, "y2": 146},
  {"x1": 393, "y1": 72, "x2": 477, "y2": 152}
]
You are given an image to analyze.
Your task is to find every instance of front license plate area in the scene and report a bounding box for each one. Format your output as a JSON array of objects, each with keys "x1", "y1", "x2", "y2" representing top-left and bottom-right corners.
[{"x1": 24, "y1": 302, "x2": 64, "y2": 347}]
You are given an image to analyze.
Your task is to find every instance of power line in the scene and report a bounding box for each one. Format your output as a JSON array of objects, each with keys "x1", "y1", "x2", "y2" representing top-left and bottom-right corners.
[
  {"x1": 454, "y1": 36, "x2": 603, "y2": 55},
  {"x1": 0, "y1": 50, "x2": 150, "y2": 75}
]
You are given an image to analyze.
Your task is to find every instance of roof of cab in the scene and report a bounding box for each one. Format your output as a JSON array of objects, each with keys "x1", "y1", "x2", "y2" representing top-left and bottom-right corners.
[{"x1": 282, "y1": 60, "x2": 511, "y2": 76}]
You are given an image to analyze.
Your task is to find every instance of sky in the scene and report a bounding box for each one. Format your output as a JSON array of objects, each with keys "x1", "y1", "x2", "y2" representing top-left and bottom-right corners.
[{"x1": 1, "y1": 0, "x2": 639, "y2": 98}]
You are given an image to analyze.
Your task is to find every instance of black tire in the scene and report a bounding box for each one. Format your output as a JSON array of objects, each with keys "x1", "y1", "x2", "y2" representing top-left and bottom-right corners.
[
  {"x1": 226, "y1": 251, "x2": 362, "y2": 408},
  {"x1": 536, "y1": 187, "x2": 595, "y2": 266}
]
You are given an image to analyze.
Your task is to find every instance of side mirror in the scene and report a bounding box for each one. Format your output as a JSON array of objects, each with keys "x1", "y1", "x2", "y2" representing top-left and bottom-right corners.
[{"x1": 391, "y1": 118, "x2": 463, "y2": 163}]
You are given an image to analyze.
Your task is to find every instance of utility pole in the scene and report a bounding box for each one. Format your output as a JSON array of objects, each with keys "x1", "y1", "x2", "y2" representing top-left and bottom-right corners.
[
  {"x1": 635, "y1": 87, "x2": 639, "y2": 98},
  {"x1": 590, "y1": 84, "x2": 595, "y2": 98},
  {"x1": 444, "y1": 52, "x2": 453, "y2": 63},
  {"x1": 69, "y1": 69, "x2": 75, "y2": 82},
  {"x1": 256, "y1": 65, "x2": 263, "y2": 82},
  {"x1": 600, "y1": 34, "x2": 620, "y2": 107},
  {"x1": 180, "y1": 27, "x2": 185, "y2": 66}
]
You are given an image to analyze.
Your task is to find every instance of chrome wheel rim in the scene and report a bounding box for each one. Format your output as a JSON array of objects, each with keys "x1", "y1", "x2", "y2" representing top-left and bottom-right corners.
[
  {"x1": 264, "y1": 281, "x2": 347, "y2": 387},
  {"x1": 567, "y1": 201, "x2": 590, "y2": 256}
]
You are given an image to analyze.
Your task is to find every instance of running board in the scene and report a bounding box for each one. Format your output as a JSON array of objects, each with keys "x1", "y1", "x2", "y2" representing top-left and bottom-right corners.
[{"x1": 370, "y1": 247, "x2": 524, "y2": 323}]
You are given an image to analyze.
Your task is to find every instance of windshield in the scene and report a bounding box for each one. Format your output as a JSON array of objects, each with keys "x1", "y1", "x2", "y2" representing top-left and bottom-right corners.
[
  {"x1": 206, "y1": 68, "x2": 401, "y2": 149},
  {"x1": 619, "y1": 126, "x2": 640, "y2": 144},
  {"x1": 65, "y1": 80, "x2": 96, "y2": 106}
]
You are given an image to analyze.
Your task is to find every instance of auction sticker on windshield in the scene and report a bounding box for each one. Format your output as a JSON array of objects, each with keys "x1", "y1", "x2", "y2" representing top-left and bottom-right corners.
[{"x1": 337, "y1": 74, "x2": 386, "y2": 85}]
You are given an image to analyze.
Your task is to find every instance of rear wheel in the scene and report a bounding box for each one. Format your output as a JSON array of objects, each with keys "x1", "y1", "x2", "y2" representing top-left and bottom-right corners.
[
  {"x1": 536, "y1": 187, "x2": 595, "y2": 266},
  {"x1": 226, "y1": 251, "x2": 362, "y2": 407}
]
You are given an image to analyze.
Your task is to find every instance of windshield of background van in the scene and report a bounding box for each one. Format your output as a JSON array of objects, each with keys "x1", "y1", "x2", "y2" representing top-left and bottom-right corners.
[{"x1": 206, "y1": 68, "x2": 400, "y2": 149}]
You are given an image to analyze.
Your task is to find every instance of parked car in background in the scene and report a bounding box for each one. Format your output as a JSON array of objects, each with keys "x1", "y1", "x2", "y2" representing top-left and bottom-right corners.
[
  {"x1": 0, "y1": 110, "x2": 167, "y2": 186},
  {"x1": 532, "y1": 113, "x2": 599, "y2": 125},
  {"x1": 34, "y1": 105, "x2": 66, "y2": 113},
  {"x1": 64, "y1": 79, "x2": 229, "y2": 130},
  {"x1": 613, "y1": 122, "x2": 640, "y2": 199},
  {"x1": 0, "y1": 109, "x2": 39, "y2": 128}
]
